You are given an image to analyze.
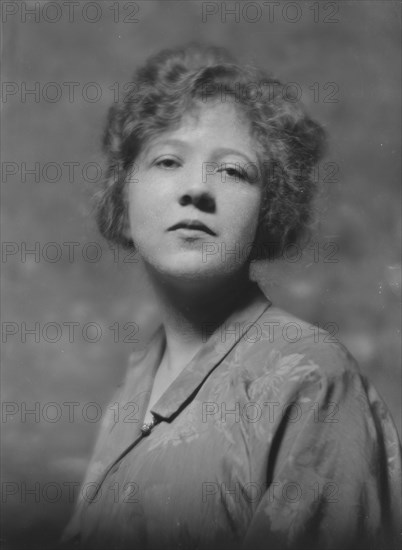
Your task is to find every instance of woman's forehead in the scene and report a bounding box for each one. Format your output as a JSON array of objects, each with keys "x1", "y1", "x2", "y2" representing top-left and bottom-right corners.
[
  {"x1": 181, "y1": 98, "x2": 252, "y2": 128},
  {"x1": 142, "y1": 101, "x2": 259, "y2": 157}
]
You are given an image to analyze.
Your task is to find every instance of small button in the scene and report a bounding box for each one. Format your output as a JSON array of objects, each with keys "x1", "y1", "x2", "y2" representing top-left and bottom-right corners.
[{"x1": 141, "y1": 413, "x2": 156, "y2": 436}]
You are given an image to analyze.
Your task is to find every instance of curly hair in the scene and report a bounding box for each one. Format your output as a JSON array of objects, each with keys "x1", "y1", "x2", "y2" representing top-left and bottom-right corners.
[{"x1": 96, "y1": 43, "x2": 326, "y2": 260}]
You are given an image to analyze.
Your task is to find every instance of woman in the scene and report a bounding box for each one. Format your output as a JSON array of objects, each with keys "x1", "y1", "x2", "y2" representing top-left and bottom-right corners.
[{"x1": 61, "y1": 43, "x2": 401, "y2": 550}]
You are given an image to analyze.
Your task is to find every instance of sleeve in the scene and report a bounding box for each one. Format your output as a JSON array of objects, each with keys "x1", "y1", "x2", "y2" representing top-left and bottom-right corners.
[{"x1": 241, "y1": 355, "x2": 402, "y2": 550}]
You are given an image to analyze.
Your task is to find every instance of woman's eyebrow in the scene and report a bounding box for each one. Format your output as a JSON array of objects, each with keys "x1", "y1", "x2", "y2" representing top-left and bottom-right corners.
[{"x1": 145, "y1": 138, "x2": 188, "y2": 154}]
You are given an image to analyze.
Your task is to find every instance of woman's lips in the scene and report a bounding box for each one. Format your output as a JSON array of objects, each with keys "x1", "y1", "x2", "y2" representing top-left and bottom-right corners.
[{"x1": 168, "y1": 220, "x2": 216, "y2": 236}]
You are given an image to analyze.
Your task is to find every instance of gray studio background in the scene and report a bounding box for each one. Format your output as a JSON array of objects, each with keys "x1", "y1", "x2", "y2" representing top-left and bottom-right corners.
[{"x1": 2, "y1": 1, "x2": 401, "y2": 548}]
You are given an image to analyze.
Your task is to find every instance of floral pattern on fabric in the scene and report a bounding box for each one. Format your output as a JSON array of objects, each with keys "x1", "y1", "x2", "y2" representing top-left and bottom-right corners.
[{"x1": 61, "y1": 284, "x2": 402, "y2": 550}]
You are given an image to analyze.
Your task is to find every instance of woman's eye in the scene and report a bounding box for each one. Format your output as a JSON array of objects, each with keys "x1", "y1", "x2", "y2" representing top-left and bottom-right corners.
[
  {"x1": 226, "y1": 168, "x2": 245, "y2": 180},
  {"x1": 155, "y1": 158, "x2": 180, "y2": 169},
  {"x1": 219, "y1": 166, "x2": 248, "y2": 181}
]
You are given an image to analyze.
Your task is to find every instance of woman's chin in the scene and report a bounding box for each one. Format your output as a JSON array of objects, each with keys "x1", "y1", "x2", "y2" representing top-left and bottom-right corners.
[{"x1": 141, "y1": 254, "x2": 246, "y2": 287}]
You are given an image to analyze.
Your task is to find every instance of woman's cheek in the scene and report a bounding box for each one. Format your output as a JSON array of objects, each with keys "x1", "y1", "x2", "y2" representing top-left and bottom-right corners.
[{"x1": 230, "y1": 201, "x2": 261, "y2": 242}]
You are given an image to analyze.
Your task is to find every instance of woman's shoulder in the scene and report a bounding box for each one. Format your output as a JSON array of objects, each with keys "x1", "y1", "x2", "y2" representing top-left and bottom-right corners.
[
  {"x1": 239, "y1": 305, "x2": 401, "y2": 458},
  {"x1": 238, "y1": 304, "x2": 361, "y2": 388}
]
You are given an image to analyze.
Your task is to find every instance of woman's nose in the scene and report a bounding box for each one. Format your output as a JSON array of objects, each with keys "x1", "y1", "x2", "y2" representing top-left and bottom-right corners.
[
  {"x1": 178, "y1": 190, "x2": 215, "y2": 212},
  {"x1": 178, "y1": 171, "x2": 216, "y2": 213}
]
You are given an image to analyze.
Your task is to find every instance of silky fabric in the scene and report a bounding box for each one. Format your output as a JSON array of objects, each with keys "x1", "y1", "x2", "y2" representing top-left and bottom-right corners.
[{"x1": 61, "y1": 283, "x2": 401, "y2": 550}]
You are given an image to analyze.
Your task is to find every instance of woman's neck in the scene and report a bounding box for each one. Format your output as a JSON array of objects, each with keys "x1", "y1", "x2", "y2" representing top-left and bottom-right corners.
[{"x1": 142, "y1": 263, "x2": 256, "y2": 378}]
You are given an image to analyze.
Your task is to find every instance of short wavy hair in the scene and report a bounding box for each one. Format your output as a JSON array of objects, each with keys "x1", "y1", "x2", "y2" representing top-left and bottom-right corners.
[{"x1": 96, "y1": 43, "x2": 326, "y2": 260}]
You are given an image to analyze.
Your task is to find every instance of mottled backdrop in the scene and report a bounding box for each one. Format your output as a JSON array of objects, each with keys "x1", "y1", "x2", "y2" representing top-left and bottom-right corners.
[{"x1": 1, "y1": 1, "x2": 401, "y2": 549}]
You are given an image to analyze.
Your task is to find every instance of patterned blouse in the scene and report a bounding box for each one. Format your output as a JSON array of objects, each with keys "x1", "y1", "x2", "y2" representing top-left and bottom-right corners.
[{"x1": 61, "y1": 283, "x2": 401, "y2": 550}]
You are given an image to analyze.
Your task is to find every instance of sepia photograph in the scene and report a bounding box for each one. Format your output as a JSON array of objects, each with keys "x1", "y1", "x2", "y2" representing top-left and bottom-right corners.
[{"x1": 1, "y1": 1, "x2": 401, "y2": 549}]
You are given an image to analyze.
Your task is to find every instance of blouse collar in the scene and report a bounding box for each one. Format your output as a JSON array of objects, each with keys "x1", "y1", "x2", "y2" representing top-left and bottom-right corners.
[{"x1": 146, "y1": 282, "x2": 272, "y2": 422}]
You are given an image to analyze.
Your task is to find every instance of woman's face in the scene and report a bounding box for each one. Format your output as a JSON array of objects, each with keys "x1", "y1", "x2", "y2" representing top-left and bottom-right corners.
[{"x1": 127, "y1": 101, "x2": 263, "y2": 286}]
